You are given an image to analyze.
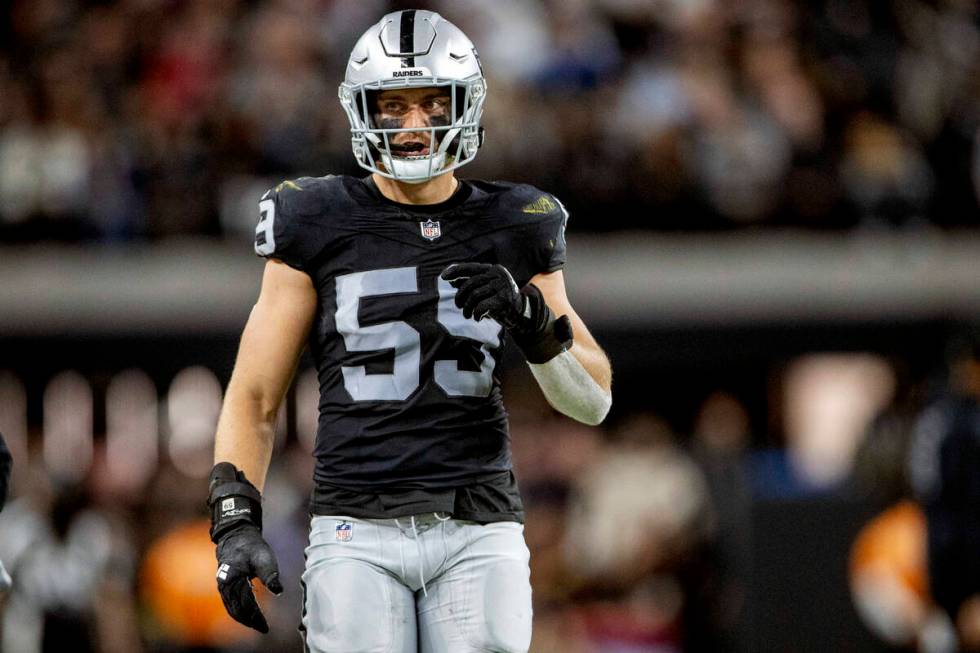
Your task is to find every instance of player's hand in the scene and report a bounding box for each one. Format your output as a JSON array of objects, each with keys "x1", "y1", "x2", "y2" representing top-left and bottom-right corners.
[
  {"x1": 215, "y1": 524, "x2": 282, "y2": 633},
  {"x1": 440, "y1": 263, "x2": 525, "y2": 327},
  {"x1": 441, "y1": 263, "x2": 573, "y2": 363},
  {"x1": 208, "y1": 461, "x2": 282, "y2": 633}
]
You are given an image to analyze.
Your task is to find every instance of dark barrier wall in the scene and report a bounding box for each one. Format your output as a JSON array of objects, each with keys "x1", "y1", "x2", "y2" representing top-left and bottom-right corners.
[{"x1": 747, "y1": 498, "x2": 886, "y2": 653}]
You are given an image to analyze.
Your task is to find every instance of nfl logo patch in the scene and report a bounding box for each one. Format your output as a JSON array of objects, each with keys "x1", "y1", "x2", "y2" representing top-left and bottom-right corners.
[
  {"x1": 420, "y1": 220, "x2": 441, "y2": 241},
  {"x1": 335, "y1": 521, "x2": 353, "y2": 542}
]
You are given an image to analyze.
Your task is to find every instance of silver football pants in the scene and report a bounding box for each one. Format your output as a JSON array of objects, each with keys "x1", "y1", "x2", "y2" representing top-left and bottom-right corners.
[{"x1": 301, "y1": 513, "x2": 533, "y2": 653}]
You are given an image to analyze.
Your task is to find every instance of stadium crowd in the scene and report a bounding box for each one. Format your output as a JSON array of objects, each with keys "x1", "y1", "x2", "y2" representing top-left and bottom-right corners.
[{"x1": 0, "y1": 0, "x2": 977, "y2": 241}]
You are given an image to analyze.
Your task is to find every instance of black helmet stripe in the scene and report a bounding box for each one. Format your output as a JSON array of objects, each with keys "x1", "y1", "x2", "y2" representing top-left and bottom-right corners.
[{"x1": 400, "y1": 10, "x2": 416, "y2": 67}]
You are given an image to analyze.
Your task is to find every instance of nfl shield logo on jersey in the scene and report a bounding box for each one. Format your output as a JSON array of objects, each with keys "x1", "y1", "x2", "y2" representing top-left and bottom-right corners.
[
  {"x1": 335, "y1": 521, "x2": 353, "y2": 542},
  {"x1": 420, "y1": 220, "x2": 441, "y2": 241}
]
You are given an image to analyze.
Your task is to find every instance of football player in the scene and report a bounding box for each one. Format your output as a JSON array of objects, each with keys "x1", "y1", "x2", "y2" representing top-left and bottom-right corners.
[
  {"x1": 207, "y1": 10, "x2": 612, "y2": 652},
  {"x1": 0, "y1": 431, "x2": 11, "y2": 593}
]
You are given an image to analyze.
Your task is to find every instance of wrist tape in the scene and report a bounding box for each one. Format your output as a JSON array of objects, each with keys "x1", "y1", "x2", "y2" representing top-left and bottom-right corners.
[
  {"x1": 512, "y1": 284, "x2": 574, "y2": 364},
  {"x1": 208, "y1": 462, "x2": 263, "y2": 543}
]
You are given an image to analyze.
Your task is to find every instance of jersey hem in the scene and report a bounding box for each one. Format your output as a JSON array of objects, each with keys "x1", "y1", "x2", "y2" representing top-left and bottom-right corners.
[{"x1": 308, "y1": 502, "x2": 524, "y2": 524}]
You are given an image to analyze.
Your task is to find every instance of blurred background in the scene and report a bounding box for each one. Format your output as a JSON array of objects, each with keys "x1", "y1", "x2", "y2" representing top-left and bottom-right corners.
[{"x1": 0, "y1": 0, "x2": 978, "y2": 651}]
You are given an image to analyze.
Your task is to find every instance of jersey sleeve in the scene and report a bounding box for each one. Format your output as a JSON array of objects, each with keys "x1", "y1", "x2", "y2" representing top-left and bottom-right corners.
[
  {"x1": 521, "y1": 190, "x2": 568, "y2": 275},
  {"x1": 539, "y1": 195, "x2": 568, "y2": 273},
  {"x1": 495, "y1": 185, "x2": 570, "y2": 286},
  {"x1": 253, "y1": 177, "x2": 319, "y2": 271}
]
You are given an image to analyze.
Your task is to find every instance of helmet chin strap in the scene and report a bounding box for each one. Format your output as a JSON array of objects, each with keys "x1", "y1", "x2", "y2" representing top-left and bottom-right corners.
[
  {"x1": 367, "y1": 127, "x2": 462, "y2": 183},
  {"x1": 381, "y1": 151, "x2": 448, "y2": 184}
]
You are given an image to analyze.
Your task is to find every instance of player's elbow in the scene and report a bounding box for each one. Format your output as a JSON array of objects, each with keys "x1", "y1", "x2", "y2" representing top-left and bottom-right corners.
[
  {"x1": 249, "y1": 388, "x2": 282, "y2": 429},
  {"x1": 581, "y1": 392, "x2": 612, "y2": 425},
  {"x1": 548, "y1": 388, "x2": 611, "y2": 426},
  {"x1": 528, "y1": 351, "x2": 613, "y2": 426},
  {"x1": 225, "y1": 376, "x2": 280, "y2": 433}
]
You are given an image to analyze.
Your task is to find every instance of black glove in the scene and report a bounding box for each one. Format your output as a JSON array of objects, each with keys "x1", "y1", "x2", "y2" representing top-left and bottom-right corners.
[
  {"x1": 208, "y1": 462, "x2": 283, "y2": 633},
  {"x1": 441, "y1": 263, "x2": 573, "y2": 363}
]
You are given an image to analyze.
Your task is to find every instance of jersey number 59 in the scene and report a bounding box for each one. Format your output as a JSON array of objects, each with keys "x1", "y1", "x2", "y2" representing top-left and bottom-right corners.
[{"x1": 335, "y1": 267, "x2": 501, "y2": 401}]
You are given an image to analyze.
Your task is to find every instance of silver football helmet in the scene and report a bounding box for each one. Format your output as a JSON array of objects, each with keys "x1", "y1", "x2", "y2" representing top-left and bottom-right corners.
[{"x1": 339, "y1": 10, "x2": 487, "y2": 183}]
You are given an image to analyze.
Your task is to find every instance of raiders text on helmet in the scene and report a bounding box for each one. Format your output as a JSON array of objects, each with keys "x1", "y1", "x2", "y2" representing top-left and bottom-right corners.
[{"x1": 339, "y1": 10, "x2": 486, "y2": 183}]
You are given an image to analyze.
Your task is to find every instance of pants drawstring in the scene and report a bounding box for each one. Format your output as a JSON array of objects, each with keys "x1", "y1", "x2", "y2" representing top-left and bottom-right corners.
[{"x1": 395, "y1": 512, "x2": 452, "y2": 597}]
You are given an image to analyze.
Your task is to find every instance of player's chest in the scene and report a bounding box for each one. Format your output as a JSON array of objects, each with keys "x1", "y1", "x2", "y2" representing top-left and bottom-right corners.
[
  {"x1": 309, "y1": 221, "x2": 506, "y2": 332},
  {"x1": 316, "y1": 217, "x2": 510, "y2": 282}
]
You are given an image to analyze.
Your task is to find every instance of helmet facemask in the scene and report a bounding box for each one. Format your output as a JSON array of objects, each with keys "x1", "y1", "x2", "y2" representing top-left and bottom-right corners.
[{"x1": 339, "y1": 77, "x2": 486, "y2": 184}]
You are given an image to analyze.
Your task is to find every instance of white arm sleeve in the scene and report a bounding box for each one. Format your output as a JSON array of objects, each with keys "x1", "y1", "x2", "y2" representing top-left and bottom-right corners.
[{"x1": 528, "y1": 350, "x2": 611, "y2": 425}]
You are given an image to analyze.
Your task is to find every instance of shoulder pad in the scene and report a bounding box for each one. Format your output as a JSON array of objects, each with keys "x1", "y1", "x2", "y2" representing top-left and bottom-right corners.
[
  {"x1": 265, "y1": 175, "x2": 341, "y2": 214},
  {"x1": 255, "y1": 175, "x2": 343, "y2": 268},
  {"x1": 499, "y1": 183, "x2": 565, "y2": 221},
  {"x1": 497, "y1": 184, "x2": 569, "y2": 275}
]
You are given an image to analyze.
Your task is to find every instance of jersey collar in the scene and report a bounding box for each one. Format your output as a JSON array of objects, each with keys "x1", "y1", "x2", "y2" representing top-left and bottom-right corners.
[{"x1": 359, "y1": 175, "x2": 473, "y2": 215}]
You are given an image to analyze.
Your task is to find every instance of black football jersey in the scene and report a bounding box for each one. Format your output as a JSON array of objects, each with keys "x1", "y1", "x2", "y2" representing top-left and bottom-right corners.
[{"x1": 254, "y1": 175, "x2": 567, "y2": 519}]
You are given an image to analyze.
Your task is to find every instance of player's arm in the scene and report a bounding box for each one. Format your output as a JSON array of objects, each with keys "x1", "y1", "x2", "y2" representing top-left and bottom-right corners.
[
  {"x1": 214, "y1": 258, "x2": 316, "y2": 488},
  {"x1": 529, "y1": 268, "x2": 611, "y2": 385},
  {"x1": 522, "y1": 269, "x2": 611, "y2": 424},
  {"x1": 209, "y1": 258, "x2": 317, "y2": 634},
  {"x1": 441, "y1": 265, "x2": 612, "y2": 425}
]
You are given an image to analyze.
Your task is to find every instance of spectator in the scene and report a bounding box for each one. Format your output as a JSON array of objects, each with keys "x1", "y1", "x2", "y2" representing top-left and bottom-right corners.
[
  {"x1": 689, "y1": 392, "x2": 753, "y2": 651},
  {"x1": 0, "y1": 469, "x2": 140, "y2": 653},
  {"x1": 563, "y1": 413, "x2": 712, "y2": 652},
  {"x1": 908, "y1": 328, "x2": 980, "y2": 649}
]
